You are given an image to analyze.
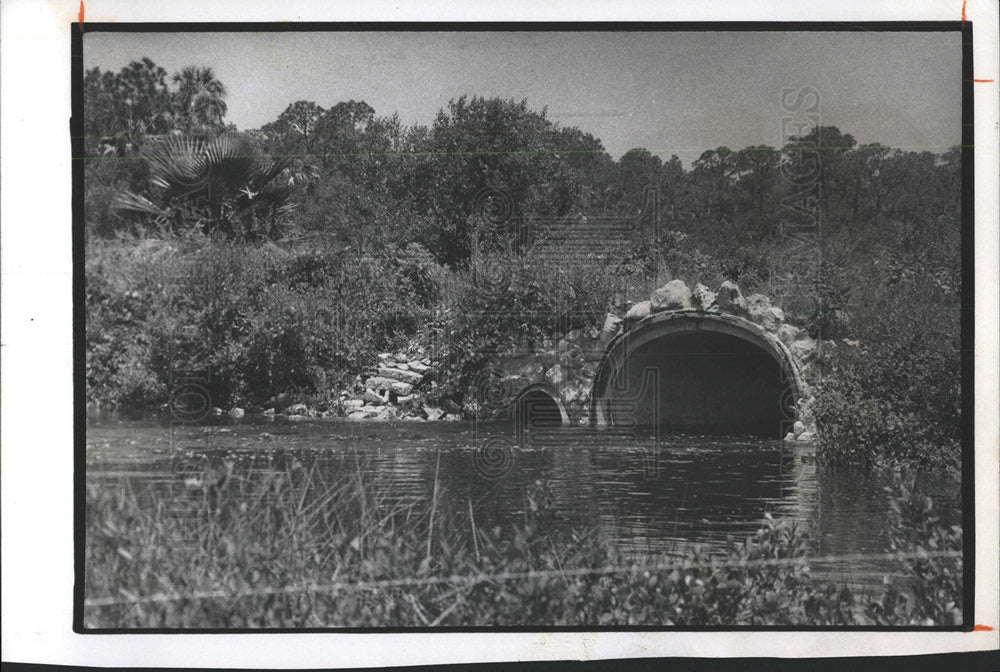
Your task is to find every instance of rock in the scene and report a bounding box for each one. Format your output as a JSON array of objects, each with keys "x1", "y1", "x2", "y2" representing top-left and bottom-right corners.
[
  {"x1": 746, "y1": 294, "x2": 784, "y2": 330},
  {"x1": 347, "y1": 411, "x2": 367, "y2": 420},
  {"x1": 407, "y1": 360, "x2": 432, "y2": 374},
  {"x1": 210, "y1": 407, "x2": 224, "y2": 416},
  {"x1": 344, "y1": 399, "x2": 365, "y2": 411},
  {"x1": 797, "y1": 431, "x2": 816, "y2": 443},
  {"x1": 367, "y1": 376, "x2": 414, "y2": 396},
  {"x1": 792, "y1": 420, "x2": 806, "y2": 437},
  {"x1": 286, "y1": 414, "x2": 308, "y2": 422},
  {"x1": 393, "y1": 362, "x2": 411, "y2": 371},
  {"x1": 229, "y1": 407, "x2": 245, "y2": 419},
  {"x1": 601, "y1": 313, "x2": 623, "y2": 338},
  {"x1": 716, "y1": 281, "x2": 747, "y2": 315},
  {"x1": 377, "y1": 352, "x2": 393, "y2": 362},
  {"x1": 745, "y1": 293, "x2": 771, "y2": 319},
  {"x1": 650, "y1": 279, "x2": 693, "y2": 312},
  {"x1": 262, "y1": 408, "x2": 276, "y2": 416},
  {"x1": 396, "y1": 394, "x2": 415, "y2": 404},
  {"x1": 565, "y1": 328, "x2": 582, "y2": 342},
  {"x1": 789, "y1": 335, "x2": 818, "y2": 362},
  {"x1": 625, "y1": 300, "x2": 652, "y2": 323},
  {"x1": 783, "y1": 431, "x2": 796, "y2": 442},
  {"x1": 545, "y1": 365, "x2": 565, "y2": 385},
  {"x1": 692, "y1": 283, "x2": 717, "y2": 311},
  {"x1": 378, "y1": 366, "x2": 424, "y2": 385},
  {"x1": 362, "y1": 389, "x2": 384, "y2": 405},
  {"x1": 423, "y1": 405, "x2": 445, "y2": 421},
  {"x1": 286, "y1": 403, "x2": 308, "y2": 416},
  {"x1": 778, "y1": 324, "x2": 804, "y2": 346}
]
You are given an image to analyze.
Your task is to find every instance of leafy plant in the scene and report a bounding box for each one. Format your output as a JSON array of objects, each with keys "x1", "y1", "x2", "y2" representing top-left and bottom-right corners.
[{"x1": 114, "y1": 133, "x2": 294, "y2": 241}]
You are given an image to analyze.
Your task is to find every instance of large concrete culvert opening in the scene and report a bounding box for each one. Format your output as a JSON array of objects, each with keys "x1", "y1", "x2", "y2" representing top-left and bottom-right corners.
[{"x1": 591, "y1": 315, "x2": 801, "y2": 439}]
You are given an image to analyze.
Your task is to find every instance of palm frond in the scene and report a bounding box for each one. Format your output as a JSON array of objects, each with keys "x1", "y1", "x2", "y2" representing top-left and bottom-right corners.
[{"x1": 112, "y1": 190, "x2": 166, "y2": 217}]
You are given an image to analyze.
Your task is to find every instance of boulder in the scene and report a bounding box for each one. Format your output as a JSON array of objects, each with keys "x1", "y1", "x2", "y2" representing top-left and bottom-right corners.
[
  {"x1": 716, "y1": 281, "x2": 747, "y2": 315},
  {"x1": 746, "y1": 296, "x2": 784, "y2": 330},
  {"x1": 378, "y1": 366, "x2": 424, "y2": 385},
  {"x1": 545, "y1": 365, "x2": 565, "y2": 385},
  {"x1": 789, "y1": 334, "x2": 818, "y2": 362},
  {"x1": 286, "y1": 402, "x2": 308, "y2": 416},
  {"x1": 650, "y1": 279, "x2": 693, "y2": 312},
  {"x1": 229, "y1": 407, "x2": 245, "y2": 419},
  {"x1": 362, "y1": 389, "x2": 384, "y2": 405},
  {"x1": 601, "y1": 313, "x2": 623, "y2": 338},
  {"x1": 344, "y1": 399, "x2": 365, "y2": 411},
  {"x1": 625, "y1": 300, "x2": 652, "y2": 324},
  {"x1": 692, "y1": 283, "x2": 717, "y2": 311},
  {"x1": 407, "y1": 360, "x2": 432, "y2": 374},
  {"x1": 366, "y1": 376, "x2": 414, "y2": 396},
  {"x1": 778, "y1": 324, "x2": 804, "y2": 346},
  {"x1": 423, "y1": 405, "x2": 445, "y2": 421}
]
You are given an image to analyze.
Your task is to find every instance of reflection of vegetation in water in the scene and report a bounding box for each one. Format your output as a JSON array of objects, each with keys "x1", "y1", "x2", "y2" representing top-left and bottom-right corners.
[{"x1": 84, "y1": 458, "x2": 961, "y2": 628}]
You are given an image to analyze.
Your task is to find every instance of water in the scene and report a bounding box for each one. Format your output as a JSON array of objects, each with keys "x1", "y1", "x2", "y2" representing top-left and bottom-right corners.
[{"x1": 86, "y1": 417, "x2": 962, "y2": 595}]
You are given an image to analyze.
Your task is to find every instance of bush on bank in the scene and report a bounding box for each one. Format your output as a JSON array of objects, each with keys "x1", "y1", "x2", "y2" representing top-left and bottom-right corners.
[{"x1": 86, "y1": 237, "x2": 447, "y2": 413}]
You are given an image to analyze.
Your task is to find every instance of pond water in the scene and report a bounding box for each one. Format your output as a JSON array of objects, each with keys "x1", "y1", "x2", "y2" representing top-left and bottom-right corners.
[{"x1": 86, "y1": 417, "x2": 962, "y2": 596}]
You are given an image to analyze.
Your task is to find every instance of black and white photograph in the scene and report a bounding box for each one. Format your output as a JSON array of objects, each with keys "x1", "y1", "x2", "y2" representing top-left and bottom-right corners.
[
  {"x1": 75, "y1": 24, "x2": 973, "y2": 631},
  {"x1": 2, "y1": 1, "x2": 999, "y2": 666}
]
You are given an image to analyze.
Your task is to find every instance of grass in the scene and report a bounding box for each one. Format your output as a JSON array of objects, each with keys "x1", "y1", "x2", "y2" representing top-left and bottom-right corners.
[{"x1": 84, "y1": 454, "x2": 962, "y2": 628}]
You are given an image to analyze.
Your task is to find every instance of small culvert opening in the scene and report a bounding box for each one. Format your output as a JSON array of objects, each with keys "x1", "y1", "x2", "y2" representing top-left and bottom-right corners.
[{"x1": 513, "y1": 388, "x2": 566, "y2": 431}]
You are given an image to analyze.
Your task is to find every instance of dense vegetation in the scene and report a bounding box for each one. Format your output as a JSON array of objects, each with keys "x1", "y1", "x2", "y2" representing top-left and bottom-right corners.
[
  {"x1": 85, "y1": 59, "x2": 963, "y2": 473},
  {"x1": 84, "y1": 462, "x2": 961, "y2": 628}
]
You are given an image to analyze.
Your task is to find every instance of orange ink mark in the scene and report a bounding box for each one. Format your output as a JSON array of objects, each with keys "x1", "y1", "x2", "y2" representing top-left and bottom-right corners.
[
  {"x1": 961, "y1": 0, "x2": 966, "y2": 21},
  {"x1": 973, "y1": 624, "x2": 994, "y2": 631},
  {"x1": 973, "y1": 79, "x2": 995, "y2": 83},
  {"x1": 78, "y1": 1, "x2": 84, "y2": 23}
]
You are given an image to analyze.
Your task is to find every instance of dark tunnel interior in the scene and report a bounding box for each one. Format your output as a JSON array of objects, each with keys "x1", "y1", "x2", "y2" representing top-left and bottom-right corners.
[
  {"x1": 606, "y1": 331, "x2": 795, "y2": 438},
  {"x1": 514, "y1": 388, "x2": 566, "y2": 431}
]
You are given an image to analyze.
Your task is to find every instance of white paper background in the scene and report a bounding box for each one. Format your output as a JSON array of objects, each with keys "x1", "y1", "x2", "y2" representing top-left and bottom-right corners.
[{"x1": 2, "y1": 0, "x2": 997, "y2": 666}]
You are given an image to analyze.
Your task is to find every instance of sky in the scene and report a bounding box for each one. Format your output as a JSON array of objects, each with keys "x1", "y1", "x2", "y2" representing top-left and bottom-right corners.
[{"x1": 83, "y1": 30, "x2": 963, "y2": 166}]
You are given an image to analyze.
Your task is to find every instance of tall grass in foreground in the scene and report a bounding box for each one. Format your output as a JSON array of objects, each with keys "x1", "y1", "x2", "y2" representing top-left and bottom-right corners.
[{"x1": 85, "y1": 462, "x2": 962, "y2": 628}]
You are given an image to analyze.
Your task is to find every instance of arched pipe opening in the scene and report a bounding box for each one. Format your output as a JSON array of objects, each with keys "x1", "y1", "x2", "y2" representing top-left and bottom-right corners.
[
  {"x1": 510, "y1": 384, "x2": 570, "y2": 438},
  {"x1": 590, "y1": 312, "x2": 803, "y2": 439}
]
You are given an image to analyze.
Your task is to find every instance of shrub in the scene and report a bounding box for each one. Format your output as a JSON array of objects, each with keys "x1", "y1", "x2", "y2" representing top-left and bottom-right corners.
[{"x1": 85, "y1": 238, "x2": 436, "y2": 412}]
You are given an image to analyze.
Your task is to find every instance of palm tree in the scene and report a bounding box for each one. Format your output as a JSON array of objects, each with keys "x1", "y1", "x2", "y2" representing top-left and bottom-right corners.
[
  {"x1": 113, "y1": 133, "x2": 294, "y2": 241},
  {"x1": 171, "y1": 66, "x2": 228, "y2": 135}
]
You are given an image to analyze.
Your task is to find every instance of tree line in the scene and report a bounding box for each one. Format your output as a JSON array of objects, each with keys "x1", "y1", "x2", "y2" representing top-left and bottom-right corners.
[{"x1": 85, "y1": 59, "x2": 963, "y2": 472}]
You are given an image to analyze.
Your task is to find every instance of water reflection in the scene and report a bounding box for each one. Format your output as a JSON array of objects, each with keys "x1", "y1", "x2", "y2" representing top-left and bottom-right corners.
[{"x1": 86, "y1": 418, "x2": 960, "y2": 593}]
